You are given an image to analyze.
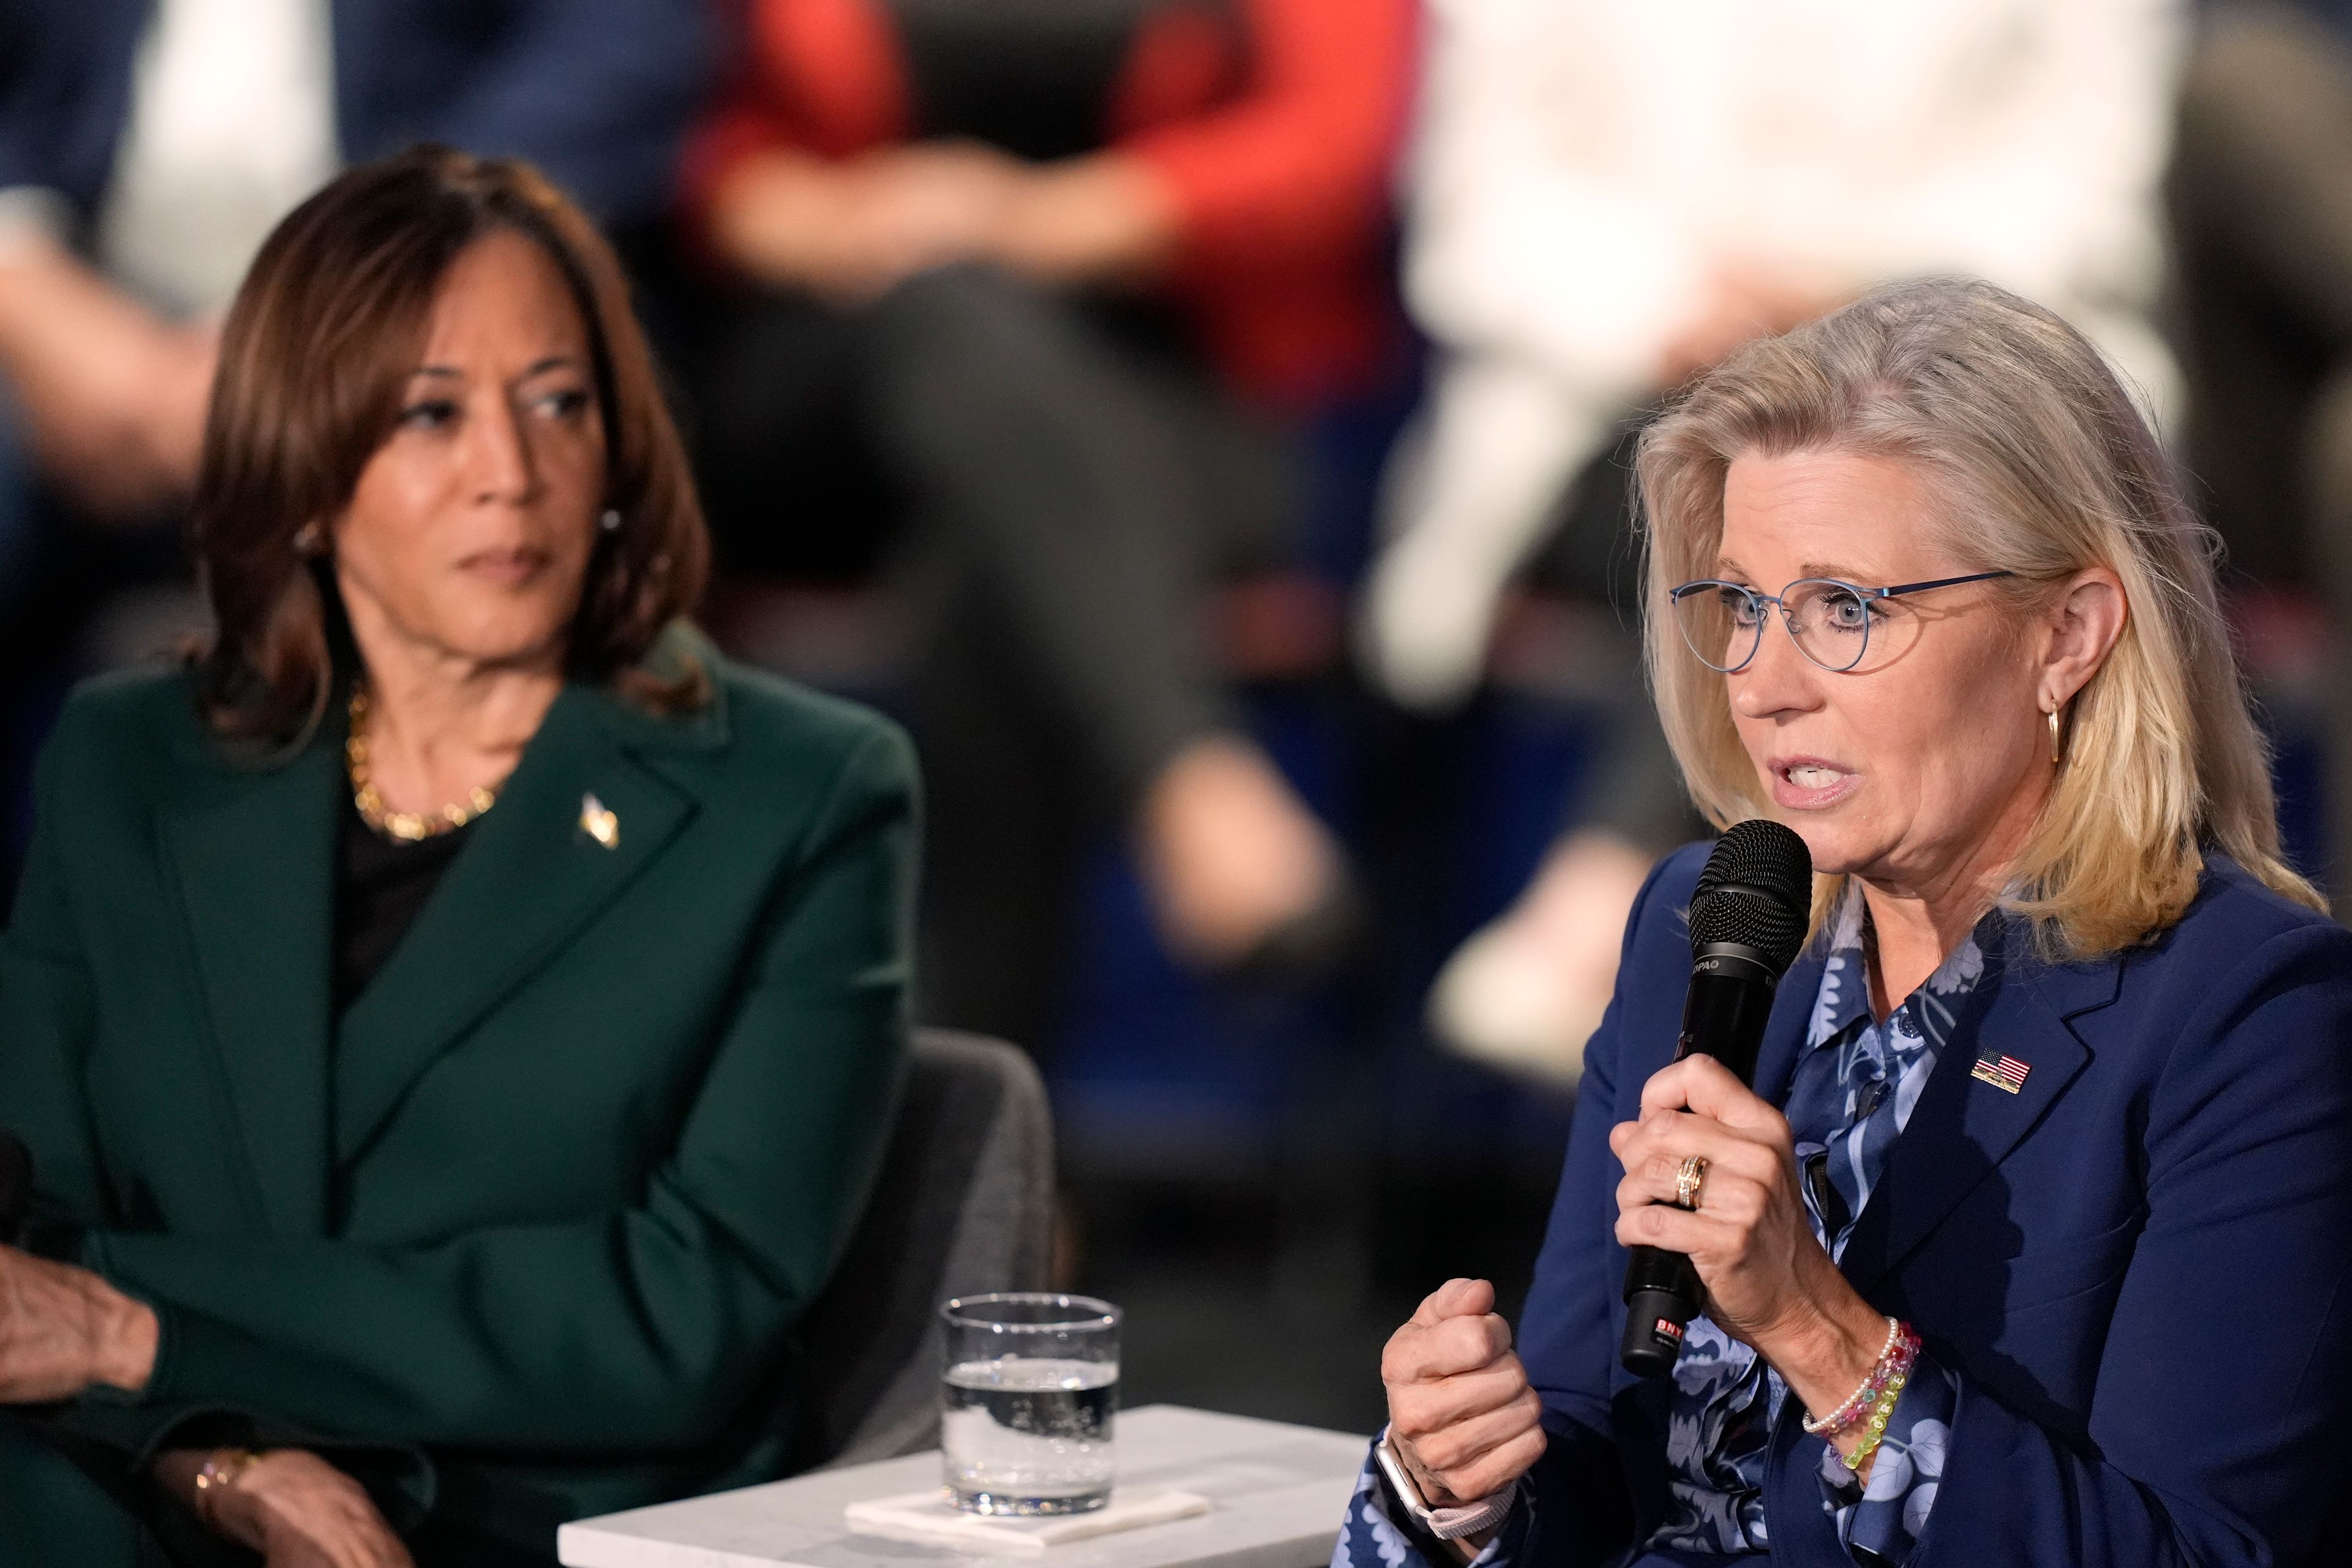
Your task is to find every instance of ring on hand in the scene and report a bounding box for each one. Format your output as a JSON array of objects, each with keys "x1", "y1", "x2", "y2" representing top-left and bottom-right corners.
[{"x1": 1673, "y1": 1155, "x2": 1709, "y2": 1211}]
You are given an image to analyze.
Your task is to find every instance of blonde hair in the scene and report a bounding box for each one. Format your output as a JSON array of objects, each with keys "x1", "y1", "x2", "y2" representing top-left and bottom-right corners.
[{"x1": 1637, "y1": 276, "x2": 2323, "y2": 955}]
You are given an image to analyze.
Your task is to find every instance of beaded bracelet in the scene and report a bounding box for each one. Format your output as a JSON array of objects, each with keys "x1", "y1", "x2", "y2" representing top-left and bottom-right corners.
[
  {"x1": 1842, "y1": 1370, "x2": 1910, "y2": 1472},
  {"x1": 1801, "y1": 1317, "x2": 1918, "y2": 1435}
]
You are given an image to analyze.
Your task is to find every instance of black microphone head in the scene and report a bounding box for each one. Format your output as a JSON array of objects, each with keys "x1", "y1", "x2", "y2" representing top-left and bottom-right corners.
[{"x1": 1689, "y1": 819, "x2": 1813, "y2": 975}]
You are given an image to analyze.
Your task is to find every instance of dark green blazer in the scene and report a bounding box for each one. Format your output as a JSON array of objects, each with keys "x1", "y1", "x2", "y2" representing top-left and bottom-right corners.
[{"x1": 0, "y1": 631, "x2": 918, "y2": 1564}]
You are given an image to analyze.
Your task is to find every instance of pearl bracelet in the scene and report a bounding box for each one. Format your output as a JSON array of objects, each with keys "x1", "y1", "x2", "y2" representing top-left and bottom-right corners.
[{"x1": 1801, "y1": 1317, "x2": 1920, "y2": 1436}]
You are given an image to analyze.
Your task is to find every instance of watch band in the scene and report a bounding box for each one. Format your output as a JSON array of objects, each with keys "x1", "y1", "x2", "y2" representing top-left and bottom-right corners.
[
  {"x1": 193, "y1": 1448, "x2": 262, "y2": 1527},
  {"x1": 1374, "y1": 1431, "x2": 1518, "y2": 1542}
]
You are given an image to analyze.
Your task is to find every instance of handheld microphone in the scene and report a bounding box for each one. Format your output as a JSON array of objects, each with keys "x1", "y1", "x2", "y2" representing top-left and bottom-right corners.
[{"x1": 1619, "y1": 819, "x2": 1812, "y2": 1378}]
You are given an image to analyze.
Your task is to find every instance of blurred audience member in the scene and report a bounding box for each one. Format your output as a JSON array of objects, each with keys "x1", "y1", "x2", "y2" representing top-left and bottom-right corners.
[
  {"x1": 0, "y1": 149, "x2": 913, "y2": 1567},
  {"x1": 1376, "y1": 0, "x2": 2184, "y2": 1082},
  {"x1": 0, "y1": 0, "x2": 712, "y2": 600},
  {"x1": 683, "y1": 0, "x2": 1414, "y2": 1044},
  {"x1": 2169, "y1": 0, "x2": 2352, "y2": 894}
]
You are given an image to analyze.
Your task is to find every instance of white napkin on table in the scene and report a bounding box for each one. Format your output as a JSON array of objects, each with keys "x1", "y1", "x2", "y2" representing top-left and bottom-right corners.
[{"x1": 843, "y1": 1488, "x2": 1210, "y2": 1553}]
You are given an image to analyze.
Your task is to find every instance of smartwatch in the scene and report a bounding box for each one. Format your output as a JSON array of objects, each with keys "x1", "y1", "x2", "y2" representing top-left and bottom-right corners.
[{"x1": 1373, "y1": 1430, "x2": 1518, "y2": 1542}]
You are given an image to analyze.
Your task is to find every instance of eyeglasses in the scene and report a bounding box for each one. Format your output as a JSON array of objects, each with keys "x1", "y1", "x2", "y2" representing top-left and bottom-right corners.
[{"x1": 1666, "y1": 571, "x2": 2015, "y2": 674}]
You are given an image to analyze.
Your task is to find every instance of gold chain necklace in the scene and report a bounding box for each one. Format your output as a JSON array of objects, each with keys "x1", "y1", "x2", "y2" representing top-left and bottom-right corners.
[{"x1": 347, "y1": 685, "x2": 499, "y2": 842}]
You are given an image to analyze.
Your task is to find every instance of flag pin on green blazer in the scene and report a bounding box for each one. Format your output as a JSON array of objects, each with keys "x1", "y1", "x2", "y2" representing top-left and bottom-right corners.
[{"x1": 580, "y1": 792, "x2": 619, "y2": 850}]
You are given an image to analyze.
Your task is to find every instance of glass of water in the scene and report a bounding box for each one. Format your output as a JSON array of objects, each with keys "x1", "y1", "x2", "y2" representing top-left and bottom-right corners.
[{"x1": 940, "y1": 1292, "x2": 1120, "y2": 1515}]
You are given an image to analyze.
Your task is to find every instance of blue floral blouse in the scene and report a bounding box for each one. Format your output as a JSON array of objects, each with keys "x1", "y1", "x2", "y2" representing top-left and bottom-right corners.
[{"x1": 1337, "y1": 892, "x2": 1980, "y2": 1567}]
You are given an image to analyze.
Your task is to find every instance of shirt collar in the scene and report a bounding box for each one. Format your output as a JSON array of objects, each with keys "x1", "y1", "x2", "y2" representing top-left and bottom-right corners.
[{"x1": 1804, "y1": 884, "x2": 1998, "y2": 1052}]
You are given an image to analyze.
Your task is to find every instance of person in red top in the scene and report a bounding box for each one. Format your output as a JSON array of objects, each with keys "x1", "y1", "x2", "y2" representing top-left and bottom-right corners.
[{"x1": 680, "y1": 0, "x2": 1414, "y2": 1042}]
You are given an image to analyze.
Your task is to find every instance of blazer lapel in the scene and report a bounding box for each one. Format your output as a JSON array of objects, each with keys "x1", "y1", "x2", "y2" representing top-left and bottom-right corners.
[
  {"x1": 332, "y1": 684, "x2": 703, "y2": 1163},
  {"x1": 1839, "y1": 931, "x2": 2122, "y2": 1295},
  {"x1": 161, "y1": 734, "x2": 340, "y2": 1237}
]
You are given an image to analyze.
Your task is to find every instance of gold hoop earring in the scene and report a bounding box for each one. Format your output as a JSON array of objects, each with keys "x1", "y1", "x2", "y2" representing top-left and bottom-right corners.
[{"x1": 2047, "y1": 705, "x2": 2064, "y2": 766}]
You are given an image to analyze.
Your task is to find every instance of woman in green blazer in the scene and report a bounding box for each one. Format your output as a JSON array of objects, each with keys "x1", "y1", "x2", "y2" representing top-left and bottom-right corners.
[{"x1": 0, "y1": 148, "x2": 916, "y2": 1566}]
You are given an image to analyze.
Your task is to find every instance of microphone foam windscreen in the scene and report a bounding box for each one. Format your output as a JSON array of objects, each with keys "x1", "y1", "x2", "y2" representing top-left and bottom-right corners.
[{"x1": 1689, "y1": 819, "x2": 1814, "y2": 973}]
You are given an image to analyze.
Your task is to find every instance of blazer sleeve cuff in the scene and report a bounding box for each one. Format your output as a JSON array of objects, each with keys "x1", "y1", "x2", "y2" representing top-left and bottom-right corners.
[
  {"x1": 56, "y1": 1397, "x2": 438, "y2": 1536},
  {"x1": 1813, "y1": 1344, "x2": 1959, "y2": 1564},
  {"x1": 58, "y1": 1287, "x2": 438, "y2": 1534}
]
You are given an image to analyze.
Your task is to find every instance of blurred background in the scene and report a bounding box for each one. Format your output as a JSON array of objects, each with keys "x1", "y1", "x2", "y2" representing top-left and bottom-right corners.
[{"x1": 0, "y1": 0, "x2": 2340, "y2": 1436}]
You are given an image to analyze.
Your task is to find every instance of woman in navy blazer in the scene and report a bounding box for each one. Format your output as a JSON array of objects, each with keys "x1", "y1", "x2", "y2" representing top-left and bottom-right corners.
[{"x1": 1344, "y1": 277, "x2": 2352, "y2": 1568}]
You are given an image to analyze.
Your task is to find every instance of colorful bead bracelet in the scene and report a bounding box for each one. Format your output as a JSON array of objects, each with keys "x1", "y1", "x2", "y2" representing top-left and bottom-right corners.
[{"x1": 1843, "y1": 1370, "x2": 1911, "y2": 1472}]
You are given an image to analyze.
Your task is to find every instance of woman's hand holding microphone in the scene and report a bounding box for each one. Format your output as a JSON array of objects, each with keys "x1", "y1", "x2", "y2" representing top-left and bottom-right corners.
[{"x1": 1610, "y1": 1053, "x2": 1901, "y2": 1468}]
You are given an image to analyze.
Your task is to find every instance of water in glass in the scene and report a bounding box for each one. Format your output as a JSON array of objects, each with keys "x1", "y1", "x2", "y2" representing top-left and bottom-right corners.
[
  {"x1": 942, "y1": 1357, "x2": 1117, "y2": 1512},
  {"x1": 940, "y1": 1293, "x2": 1120, "y2": 1515}
]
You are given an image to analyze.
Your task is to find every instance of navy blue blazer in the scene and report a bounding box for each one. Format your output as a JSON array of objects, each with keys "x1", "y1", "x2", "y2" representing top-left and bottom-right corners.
[
  {"x1": 1512, "y1": 843, "x2": 2352, "y2": 1567},
  {"x1": 0, "y1": 0, "x2": 713, "y2": 230}
]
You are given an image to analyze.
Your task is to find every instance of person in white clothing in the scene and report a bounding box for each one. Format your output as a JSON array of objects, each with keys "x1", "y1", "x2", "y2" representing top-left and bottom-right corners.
[
  {"x1": 1374, "y1": 0, "x2": 2185, "y2": 1082},
  {"x1": 0, "y1": 0, "x2": 707, "y2": 546}
]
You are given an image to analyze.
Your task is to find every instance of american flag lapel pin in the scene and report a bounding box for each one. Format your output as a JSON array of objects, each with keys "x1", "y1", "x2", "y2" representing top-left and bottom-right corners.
[
  {"x1": 1970, "y1": 1052, "x2": 2030, "y2": 1094},
  {"x1": 579, "y1": 791, "x2": 620, "y2": 850}
]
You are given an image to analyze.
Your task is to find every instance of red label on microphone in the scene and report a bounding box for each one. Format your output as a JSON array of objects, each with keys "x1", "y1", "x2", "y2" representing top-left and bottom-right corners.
[{"x1": 1654, "y1": 1318, "x2": 1685, "y2": 1341}]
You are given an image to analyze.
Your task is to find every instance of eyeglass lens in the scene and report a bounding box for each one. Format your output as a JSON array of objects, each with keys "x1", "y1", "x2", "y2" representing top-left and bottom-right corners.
[{"x1": 1672, "y1": 580, "x2": 1875, "y2": 673}]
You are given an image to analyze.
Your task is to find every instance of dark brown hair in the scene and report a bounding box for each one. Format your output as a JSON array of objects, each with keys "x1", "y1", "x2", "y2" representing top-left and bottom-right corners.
[{"x1": 190, "y1": 144, "x2": 710, "y2": 743}]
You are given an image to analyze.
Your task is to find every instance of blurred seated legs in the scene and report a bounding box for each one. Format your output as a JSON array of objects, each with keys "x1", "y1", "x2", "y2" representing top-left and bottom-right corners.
[
  {"x1": 1426, "y1": 828, "x2": 1654, "y2": 1087},
  {"x1": 1426, "y1": 424, "x2": 1705, "y2": 1080},
  {"x1": 690, "y1": 263, "x2": 1344, "y2": 1042},
  {"x1": 859, "y1": 266, "x2": 1242, "y2": 808}
]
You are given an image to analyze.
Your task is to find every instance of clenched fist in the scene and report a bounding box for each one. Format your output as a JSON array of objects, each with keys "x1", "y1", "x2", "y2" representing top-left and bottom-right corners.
[{"x1": 1381, "y1": 1277, "x2": 1547, "y2": 1506}]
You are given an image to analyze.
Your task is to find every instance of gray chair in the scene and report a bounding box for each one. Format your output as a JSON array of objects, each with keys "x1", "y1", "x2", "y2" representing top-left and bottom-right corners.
[{"x1": 789, "y1": 1027, "x2": 1056, "y2": 1469}]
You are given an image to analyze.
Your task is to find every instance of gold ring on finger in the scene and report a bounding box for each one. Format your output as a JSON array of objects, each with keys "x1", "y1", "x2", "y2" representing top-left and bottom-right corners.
[{"x1": 1674, "y1": 1155, "x2": 1709, "y2": 1211}]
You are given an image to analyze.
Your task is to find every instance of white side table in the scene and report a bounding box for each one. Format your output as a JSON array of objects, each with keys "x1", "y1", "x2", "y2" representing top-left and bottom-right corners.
[{"x1": 557, "y1": 1404, "x2": 1369, "y2": 1568}]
